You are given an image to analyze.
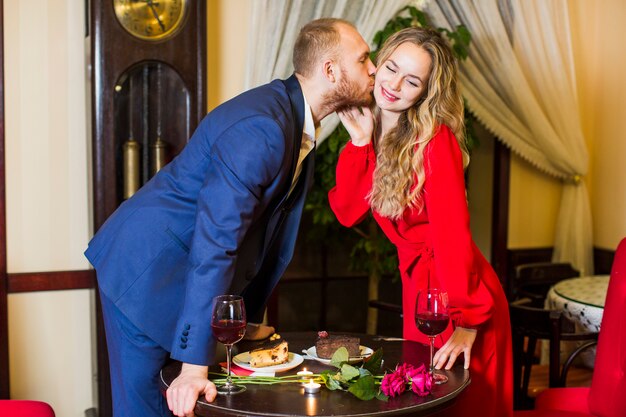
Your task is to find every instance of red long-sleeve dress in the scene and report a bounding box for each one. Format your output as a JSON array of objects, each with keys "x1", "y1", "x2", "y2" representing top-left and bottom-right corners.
[{"x1": 329, "y1": 125, "x2": 513, "y2": 417}]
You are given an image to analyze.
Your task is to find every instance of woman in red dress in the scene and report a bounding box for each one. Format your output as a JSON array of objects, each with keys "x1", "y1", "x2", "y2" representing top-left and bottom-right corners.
[{"x1": 328, "y1": 27, "x2": 512, "y2": 416}]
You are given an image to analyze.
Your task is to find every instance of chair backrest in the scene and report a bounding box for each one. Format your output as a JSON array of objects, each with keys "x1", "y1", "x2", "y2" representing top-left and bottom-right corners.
[
  {"x1": 0, "y1": 400, "x2": 55, "y2": 417},
  {"x1": 588, "y1": 237, "x2": 626, "y2": 417},
  {"x1": 510, "y1": 299, "x2": 598, "y2": 410},
  {"x1": 514, "y1": 262, "x2": 580, "y2": 306}
]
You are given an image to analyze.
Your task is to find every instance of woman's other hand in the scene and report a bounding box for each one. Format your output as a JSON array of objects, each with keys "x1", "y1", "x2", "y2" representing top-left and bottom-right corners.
[
  {"x1": 338, "y1": 106, "x2": 374, "y2": 147},
  {"x1": 166, "y1": 363, "x2": 216, "y2": 417},
  {"x1": 433, "y1": 327, "x2": 477, "y2": 370}
]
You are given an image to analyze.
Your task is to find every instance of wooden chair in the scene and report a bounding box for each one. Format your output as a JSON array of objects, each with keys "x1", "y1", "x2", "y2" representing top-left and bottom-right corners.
[
  {"x1": 368, "y1": 299, "x2": 403, "y2": 337},
  {"x1": 515, "y1": 237, "x2": 626, "y2": 417},
  {"x1": 510, "y1": 298, "x2": 598, "y2": 410},
  {"x1": 513, "y1": 262, "x2": 580, "y2": 306}
]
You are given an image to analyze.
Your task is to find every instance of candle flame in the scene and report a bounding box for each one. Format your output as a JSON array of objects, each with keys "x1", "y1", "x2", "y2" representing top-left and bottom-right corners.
[{"x1": 309, "y1": 378, "x2": 313, "y2": 384}]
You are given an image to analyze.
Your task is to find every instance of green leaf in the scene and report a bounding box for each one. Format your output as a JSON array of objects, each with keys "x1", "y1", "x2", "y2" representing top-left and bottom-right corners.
[
  {"x1": 321, "y1": 370, "x2": 343, "y2": 391},
  {"x1": 326, "y1": 376, "x2": 343, "y2": 391},
  {"x1": 340, "y1": 364, "x2": 361, "y2": 382},
  {"x1": 330, "y1": 347, "x2": 350, "y2": 368},
  {"x1": 362, "y1": 348, "x2": 384, "y2": 374},
  {"x1": 376, "y1": 391, "x2": 389, "y2": 402},
  {"x1": 348, "y1": 375, "x2": 378, "y2": 401}
]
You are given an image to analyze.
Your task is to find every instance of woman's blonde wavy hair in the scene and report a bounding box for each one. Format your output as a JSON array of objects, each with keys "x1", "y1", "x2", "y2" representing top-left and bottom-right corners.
[{"x1": 369, "y1": 27, "x2": 468, "y2": 219}]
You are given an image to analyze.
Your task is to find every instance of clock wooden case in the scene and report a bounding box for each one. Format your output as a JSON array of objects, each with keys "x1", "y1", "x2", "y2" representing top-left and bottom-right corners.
[
  {"x1": 90, "y1": 1, "x2": 206, "y2": 416},
  {"x1": 91, "y1": 0, "x2": 206, "y2": 227}
]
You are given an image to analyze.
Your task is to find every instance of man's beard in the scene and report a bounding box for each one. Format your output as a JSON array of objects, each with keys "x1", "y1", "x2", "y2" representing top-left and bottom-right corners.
[{"x1": 322, "y1": 70, "x2": 373, "y2": 114}]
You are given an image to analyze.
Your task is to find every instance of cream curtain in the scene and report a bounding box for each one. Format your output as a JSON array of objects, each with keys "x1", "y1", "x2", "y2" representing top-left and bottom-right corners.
[
  {"x1": 425, "y1": 0, "x2": 593, "y2": 275},
  {"x1": 244, "y1": 0, "x2": 411, "y2": 141}
]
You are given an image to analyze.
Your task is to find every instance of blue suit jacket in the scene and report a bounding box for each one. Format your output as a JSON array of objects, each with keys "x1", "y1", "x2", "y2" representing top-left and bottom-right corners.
[{"x1": 85, "y1": 75, "x2": 312, "y2": 365}]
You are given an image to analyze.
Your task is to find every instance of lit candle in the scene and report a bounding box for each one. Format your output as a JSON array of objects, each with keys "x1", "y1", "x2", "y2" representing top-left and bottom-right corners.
[
  {"x1": 303, "y1": 379, "x2": 321, "y2": 394},
  {"x1": 297, "y1": 368, "x2": 313, "y2": 377}
]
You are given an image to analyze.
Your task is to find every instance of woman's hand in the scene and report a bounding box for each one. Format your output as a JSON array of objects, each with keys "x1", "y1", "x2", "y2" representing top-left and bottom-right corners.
[
  {"x1": 166, "y1": 363, "x2": 216, "y2": 417},
  {"x1": 433, "y1": 327, "x2": 477, "y2": 370},
  {"x1": 337, "y1": 106, "x2": 374, "y2": 147}
]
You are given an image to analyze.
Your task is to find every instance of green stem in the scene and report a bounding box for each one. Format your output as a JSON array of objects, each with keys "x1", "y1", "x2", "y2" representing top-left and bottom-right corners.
[{"x1": 208, "y1": 372, "x2": 324, "y2": 386}]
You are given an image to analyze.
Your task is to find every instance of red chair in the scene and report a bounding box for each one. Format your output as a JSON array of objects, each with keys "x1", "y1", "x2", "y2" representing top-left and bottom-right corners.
[
  {"x1": 514, "y1": 237, "x2": 626, "y2": 417},
  {"x1": 0, "y1": 400, "x2": 56, "y2": 416}
]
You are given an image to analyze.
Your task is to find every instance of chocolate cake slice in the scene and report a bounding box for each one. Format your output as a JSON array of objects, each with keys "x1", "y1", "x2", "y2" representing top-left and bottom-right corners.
[{"x1": 315, "y1": 331, "x2": 360, "y2": 359}]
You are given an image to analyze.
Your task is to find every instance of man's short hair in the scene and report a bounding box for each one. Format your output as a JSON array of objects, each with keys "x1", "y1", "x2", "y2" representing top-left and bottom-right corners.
[{"x1": 292, "y1": 18, "x2": 354, "y2": 77}]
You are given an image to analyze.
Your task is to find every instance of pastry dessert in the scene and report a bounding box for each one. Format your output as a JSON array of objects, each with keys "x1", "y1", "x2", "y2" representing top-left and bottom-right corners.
[
  {"x1": 249, "y1": 334, "x2": 289, "y2": 368},
  {"x1": 315, "y1": 331, "x2": 360, "y2": 359}
]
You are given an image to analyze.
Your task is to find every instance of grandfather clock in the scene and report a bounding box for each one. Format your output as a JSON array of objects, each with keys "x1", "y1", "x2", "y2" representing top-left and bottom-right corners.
[{"x1": 90, "y1": 1, "x2": 206, "y2": 415}]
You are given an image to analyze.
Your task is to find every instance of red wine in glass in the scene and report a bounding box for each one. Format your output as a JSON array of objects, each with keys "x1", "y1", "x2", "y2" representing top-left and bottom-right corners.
[
  {"x1": 211, "y1": 295, "x2": 247, "y2": 395},
  {"x1": 211, "y1": 319, "x2": 246, "y2": 345},
  {"x1": 415, "y1": 289, "x2": 450, "y2": 384},
  {"x1": 416, "y1": 312, "x2": 450, "y2": 336}
]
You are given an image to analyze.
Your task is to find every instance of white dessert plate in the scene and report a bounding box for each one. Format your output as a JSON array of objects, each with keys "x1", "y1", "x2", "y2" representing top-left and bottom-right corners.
[
  {"x1": 303, "y1": 345, "x2": 373, "y2": 365},
  {"x1": 232, "y1": 351, "x2": 303, "y2": 373}
]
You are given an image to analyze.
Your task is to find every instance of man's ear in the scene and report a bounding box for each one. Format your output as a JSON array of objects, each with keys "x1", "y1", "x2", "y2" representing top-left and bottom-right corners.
[{"x1": 322, "y1": 59, "x2": 337, "y2": 83}]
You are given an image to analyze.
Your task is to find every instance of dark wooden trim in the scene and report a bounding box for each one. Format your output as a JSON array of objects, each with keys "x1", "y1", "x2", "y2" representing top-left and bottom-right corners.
[
  {"x1": 507, "y1": 247, "x2": 554, "y2": 268},
  {"x1": 0, "y1": 0, "x2": 9, "y2": 399},
  {"x1": 594, "y1": 246, "x2": 616, "y2": 275},
  {"x1": 491, "y1": 139, "x2": 511, "y2": 293},
  {"x1": 6, "y1": 270, "x2": 95, "y2": 293}
]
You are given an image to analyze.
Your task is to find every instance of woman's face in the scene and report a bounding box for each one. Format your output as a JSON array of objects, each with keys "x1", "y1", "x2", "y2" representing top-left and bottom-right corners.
[{"x1": 374, "y1": 41, "x2": 432, "y2": 114}]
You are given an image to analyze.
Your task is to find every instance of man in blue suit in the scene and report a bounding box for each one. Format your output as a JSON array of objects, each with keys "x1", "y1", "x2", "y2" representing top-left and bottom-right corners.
[{"x1": 85, "y1": 18, "x2": 375, "y2": 417}]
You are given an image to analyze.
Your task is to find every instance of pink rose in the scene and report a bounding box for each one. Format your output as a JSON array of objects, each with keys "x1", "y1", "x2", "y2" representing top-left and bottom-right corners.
[
  {"x1": 408, "y1": 364, "x2": 432, "y2": 396},
  {"x1": 394, "y1": 362, "x2": 416, "y2": 380},
  {"x1": 380, "y1": 370, "x2": 407, "y2": 397}
]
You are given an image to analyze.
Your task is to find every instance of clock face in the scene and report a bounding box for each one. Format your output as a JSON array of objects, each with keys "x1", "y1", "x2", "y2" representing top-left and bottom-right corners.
[{"x1": 113, "y1": 0, "x2": 188, "y2": 42}]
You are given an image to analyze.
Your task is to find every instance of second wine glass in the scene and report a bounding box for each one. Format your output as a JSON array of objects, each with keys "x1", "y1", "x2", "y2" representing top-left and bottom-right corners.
[
  {"x1": 211, "y1": 294, "x2": 247, "y2": 395},
  {"x1": 415, "y1": 288, "x2": 450, "y2": 385}
]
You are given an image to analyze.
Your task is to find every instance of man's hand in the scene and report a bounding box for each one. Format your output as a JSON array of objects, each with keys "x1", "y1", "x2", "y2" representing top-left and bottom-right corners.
[
  {"x1": 166, "y1": 363, "x2": 216, "y2": 417},
  {"x1": 243, "y1": 323, "x2": 275, "y2": 340},
  {"x1": 432, "y1": 327, "x2": 477, "y2": 370}
]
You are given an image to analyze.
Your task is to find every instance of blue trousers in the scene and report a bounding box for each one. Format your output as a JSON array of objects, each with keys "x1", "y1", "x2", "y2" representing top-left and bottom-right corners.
[{"x1": 99, "y1": 291, "x2": 173, "y2": 417}]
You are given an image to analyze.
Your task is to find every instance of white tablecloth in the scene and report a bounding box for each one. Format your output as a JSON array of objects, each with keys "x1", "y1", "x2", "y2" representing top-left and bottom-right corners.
[{"x1": 547, "y1": 275, "x2": 609, "y2": 332}]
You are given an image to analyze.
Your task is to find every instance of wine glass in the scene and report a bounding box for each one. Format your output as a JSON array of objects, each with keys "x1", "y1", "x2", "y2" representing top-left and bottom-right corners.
[
  {"x1": 415, "y1": 288, "x2": 450, "y2": 384},
  {"x1": 211, "y1": 294, "x2": 247, "y2": 394}
]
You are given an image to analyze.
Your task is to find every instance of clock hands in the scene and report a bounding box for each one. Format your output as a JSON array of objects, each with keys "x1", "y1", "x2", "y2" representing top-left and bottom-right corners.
[{"x1": 145, "y1": 0, "x2": 166, "y2": 33}]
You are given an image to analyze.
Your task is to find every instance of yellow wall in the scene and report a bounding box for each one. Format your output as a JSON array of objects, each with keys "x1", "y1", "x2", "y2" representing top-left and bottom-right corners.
[
  {"x1": 570, "y1": 0, "x2": 626, "y2": 250},
  {"x1": 4, "y1": 0, "x2": 93, "y2": 415},
  {"x1": 207, "y1": 0, "x2": 251, "y2": 110}
]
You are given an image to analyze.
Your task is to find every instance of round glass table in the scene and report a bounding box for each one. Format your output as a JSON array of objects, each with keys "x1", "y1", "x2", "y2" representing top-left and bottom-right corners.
[
  {"x1": 547, "y1": 275, "x2": 609, "y2": 333},
  {"x1": 160, "y1": 332, "x2": 470, "y2": 417}
]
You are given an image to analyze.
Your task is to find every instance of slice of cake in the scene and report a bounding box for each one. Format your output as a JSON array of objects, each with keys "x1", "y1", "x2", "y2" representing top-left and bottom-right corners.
[
  {"x1": 315, "y1": 331, "x2": 360, "y2": 359},
  {"x1": 249, "y1": 334, "x2": 289, "y2": 368}
]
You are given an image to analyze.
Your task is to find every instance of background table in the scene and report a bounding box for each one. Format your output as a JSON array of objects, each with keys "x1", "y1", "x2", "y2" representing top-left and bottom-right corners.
[
  {"x1": 547, "y1": 275, "x2": 609, "y2": 333},
  {"x1": 160, "y1": 332, "x2": 470, "y2": 417},
  {"x1": 546, "y1": 275, "x2": 609, "y2": 366}
]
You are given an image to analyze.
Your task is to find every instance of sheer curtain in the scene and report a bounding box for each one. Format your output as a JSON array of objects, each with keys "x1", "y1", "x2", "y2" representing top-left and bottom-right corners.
[
  {"x1": 244, "y1": 0, "x2": 410, "y2": 141},
  {"x1": 425, "y1": 0, "x2": 593, "y2": 275}
]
